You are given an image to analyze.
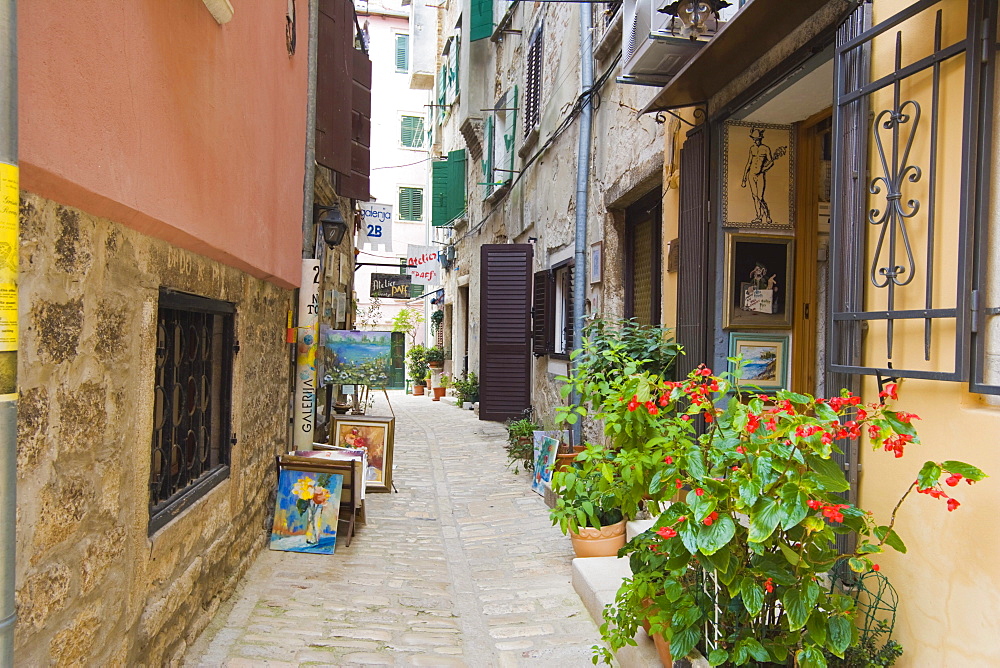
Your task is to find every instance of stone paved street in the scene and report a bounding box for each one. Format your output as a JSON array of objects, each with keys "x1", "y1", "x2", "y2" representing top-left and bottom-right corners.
[{"x1": 184, "y1": 391, "x2": 607, "y2": 667}]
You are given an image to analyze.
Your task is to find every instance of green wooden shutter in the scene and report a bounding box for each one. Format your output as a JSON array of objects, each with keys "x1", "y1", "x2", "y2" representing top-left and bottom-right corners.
[
  {"x1": 446, "y1": 149, "x2": 467, "y2": 223},
  {"x1": 432, "y1": 159, "x2": 451, "y2": 226},
  {"x1": 481, "y1": 115, "x2": 494, "y2": 198},
  {"x1": 470, "y1": 0, "x2": 493, "y2": 41},
  {"x1": 401, "y1": 115, "x2": 424, "y2": 148},
  {"x1": 409, "y1": 283, "x2": 426, "y2": 299},
  {"x1": 395, "y1": 33, "x2": 409, "y2": 72},
  {"x1": 505, "y1": 86, "x2": 517, "y2": 176},
  {"x1": 399, "y1": 187, "x2": 423, "y2": 221}
]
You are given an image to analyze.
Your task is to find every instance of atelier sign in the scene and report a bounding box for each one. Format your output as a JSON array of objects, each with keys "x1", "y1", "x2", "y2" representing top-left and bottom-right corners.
[{"x1": 371, "y1": 273, "x2": 412, "y2": 299}]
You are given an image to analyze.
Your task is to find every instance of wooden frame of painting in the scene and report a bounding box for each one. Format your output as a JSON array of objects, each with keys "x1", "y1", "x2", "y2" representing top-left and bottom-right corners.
[
  {"x1": 723, "y1": 232, "x2": 794, "y2": 329},
  {"x1": 722, "y1": 120, "x2": 795, "y2": 229},
  {"x1": 728, "y1": 332, "x2": 790, "y2": 392},
  {"x1": 590, "y1": 241, "x2": 603, "y2": 284},
  {"x1": 269, "y1": 460, "x2": 345, "y2": 554},
  {"x1": 329, "y1": 415, "x2": 395, "y2": 492}
]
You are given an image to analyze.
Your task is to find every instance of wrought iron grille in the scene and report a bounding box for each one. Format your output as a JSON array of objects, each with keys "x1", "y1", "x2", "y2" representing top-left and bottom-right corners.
[
  {"x1": 149, "y1": 290, "x2": 235, "y2": 533},
  {"x1": 829, "y1": 0, "x2": 994, "y2": 383}
]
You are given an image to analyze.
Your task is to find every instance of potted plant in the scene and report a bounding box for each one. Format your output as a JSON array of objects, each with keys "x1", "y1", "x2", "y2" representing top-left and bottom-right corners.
[
  {"x1": 504, "y1": 412, "x2": 541, "y2": 473},
  {"x1": 433, "y1": 374, "x2": 450, "y2": 401},
  {"x1": 430, "y1": 309, "x2": 444, "y2": 336},
  {"x1": 453, "y1": 372, "x2": 479, "y2": 409},
  {"x1": 426, "y1": 346, "x2": 445, "y2": 369},
  {"x1": 550, "y1": 450, "x2": 627, "y2": 558},
  {"x1": 587, "y1": 364, "x2": 986, "y2": 667},
  {"x1": 407, "y1": 344, "x2": 428, "y2": 396}
]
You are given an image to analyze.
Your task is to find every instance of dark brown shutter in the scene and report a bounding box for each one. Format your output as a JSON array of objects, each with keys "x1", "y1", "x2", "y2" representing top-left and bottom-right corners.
[
  {"x1": 532, "y1": 269, "x2": 553, "y2": 356},
  {"x1": 340, "y1": 47, "x2": 372, "y2": 200},
  {"x1": 675, "y1": 124, "x2": 712, "y2": 380},
  {"x1": 625, "y1": 190, "x2": 663, "y2": 326},
  {"x1": 563, "y1": 264, "x2": 575, "y2": 355},
  {"x1": 480, "y1": 244, "x2": 534, "y2": 421},
  {"x1": 315, "y1": 0, "x2": 352, "y2": 175}
]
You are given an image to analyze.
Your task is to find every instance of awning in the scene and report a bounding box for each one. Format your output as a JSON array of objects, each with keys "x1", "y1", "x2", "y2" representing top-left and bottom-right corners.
[{"x1": 640, "y1": 0, "x2": 847, "y2": 114}]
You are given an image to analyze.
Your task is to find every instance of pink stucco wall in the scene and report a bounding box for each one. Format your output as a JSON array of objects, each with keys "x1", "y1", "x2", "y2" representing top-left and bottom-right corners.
[{"x1": 18, "y1": 0, "x2": 307, "y2": 288}]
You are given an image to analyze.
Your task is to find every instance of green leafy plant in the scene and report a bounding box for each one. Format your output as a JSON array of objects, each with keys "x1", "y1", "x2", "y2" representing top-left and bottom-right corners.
[
  {"x1": 439, "y1": 374, "x2": 451, "y2": 388},
  {"x1": 505, "y1": 411, "x2": 541, "y2": 473},
  {"x1": 453, "y1": 372, "x2": 479, "y2": 404},
  {"x1": 430, "y1": 309, "x2": 445, "y2": 336},
  {"x1": 406, "y1": 344, "x2": 429, "y2": 385},
  {"x1": 589, "y1": 364, "x2": 986, "y2": 667},
  {"x1": 425, "y1": 346, "x2": 445, "y2": 364}
]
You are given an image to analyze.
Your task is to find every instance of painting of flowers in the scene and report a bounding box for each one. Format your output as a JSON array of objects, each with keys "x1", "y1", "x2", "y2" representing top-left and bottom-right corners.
[
  {"x1": 331, "y1": 416, "x2": 395, "y2": 492},
  {"x1": 269, "y1": 468, "x2": 344, "y2": 554}
]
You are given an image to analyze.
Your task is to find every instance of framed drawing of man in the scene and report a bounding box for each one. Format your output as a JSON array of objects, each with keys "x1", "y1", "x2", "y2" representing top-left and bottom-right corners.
[{"x1": 723, "y1": 121, "x2": 795, "y2": 229}]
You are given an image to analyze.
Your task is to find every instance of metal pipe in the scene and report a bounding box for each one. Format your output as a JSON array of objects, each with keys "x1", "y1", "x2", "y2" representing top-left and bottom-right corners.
[
  {"x1": 0, "y1": 0, "x2": 16, "y2": 662},
  {"x1": 302, "y1": 0, "x2": 320, "y2": 258},
  {"x1": 570, "y1": 4, "x2": 593, "y2": 446}
]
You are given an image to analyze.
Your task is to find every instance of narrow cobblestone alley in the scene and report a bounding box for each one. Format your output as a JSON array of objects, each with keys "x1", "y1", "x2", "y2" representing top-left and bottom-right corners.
[{"x1": 184, "y1": 391, "x2": 607, "y2": 667}]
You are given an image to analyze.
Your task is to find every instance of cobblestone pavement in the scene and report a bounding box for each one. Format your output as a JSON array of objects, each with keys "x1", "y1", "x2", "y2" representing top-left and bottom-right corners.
[{"x1": 185, "y1": 391, "x2": 608, "y2": 667}]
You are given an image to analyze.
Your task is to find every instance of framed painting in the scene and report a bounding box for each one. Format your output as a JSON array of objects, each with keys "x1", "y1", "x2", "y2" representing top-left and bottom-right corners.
[
  {"x1": 590, "y1": 241, "x2": 603, "y2": 283},
  {"x1": 723, "y1": 233, "x2": 794, "y2": 329},
  {"x1": 531, "y1": 435, "x2": 561, "y2": 496},
  {"x1": 728, "y1": 333, "x2": 790, "y2": 392},
  {"x1": 269, "y1": 464, "x2": 344, "y2": 554},
  {"x1": 329, "y1": 415, "x2": 395, "y2": 492},
  {"x1": 323, "y1": 330, "x2": 392, "y2": 387},
  {"x1": 722, "y1": 121, "x2": 795, "y2": 229}
]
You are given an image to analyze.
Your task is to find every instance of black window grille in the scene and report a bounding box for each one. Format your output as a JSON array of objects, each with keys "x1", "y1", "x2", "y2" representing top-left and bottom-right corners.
[
  {"x1": 149, "y1": 290, "x2": 236, "y2": 534},
  {"x1": 829, "y1": 0, "x2": 998, "y2": 392},
  {"x1": 524, "y1": 24, "x2": 544, "y2": 136}
]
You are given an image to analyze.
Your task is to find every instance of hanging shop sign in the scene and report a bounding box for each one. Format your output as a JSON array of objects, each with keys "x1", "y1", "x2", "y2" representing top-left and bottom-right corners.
[
  {"x1": 370, "y1": 273, "x2": 413, "y2": 299},
  {"x1": 359, "y1": 202, "x2": 393, "y2": 251},
  {"x1": 406, "y1": 244, "x2": 441, "y2": 286}
]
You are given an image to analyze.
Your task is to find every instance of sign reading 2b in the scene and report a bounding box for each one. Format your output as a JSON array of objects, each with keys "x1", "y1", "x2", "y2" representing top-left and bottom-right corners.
[{"x1": 359, "y1": 203, "x2": 393, "y2": 251}]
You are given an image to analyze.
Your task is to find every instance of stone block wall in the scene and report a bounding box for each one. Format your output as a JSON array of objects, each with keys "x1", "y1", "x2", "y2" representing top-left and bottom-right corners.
[{"x1": 14, "y1": 193, "x2": 293, "y2": 666}]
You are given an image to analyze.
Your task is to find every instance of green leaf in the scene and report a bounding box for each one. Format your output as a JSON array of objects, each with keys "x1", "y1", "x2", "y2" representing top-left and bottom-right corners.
[
  {"x1": 778, "y1": 541, "x2": 801, "y2": 566},
  {"x1": 803, "y1": 516, "x2": 826, "y2": 533},
  {"x1": 941, "y1": 460, "x2": 988, "y2": 481},
  {"x1": 679, "y1": 518, "x2": 699, "y2": 554},
  {"x1": 805, "y1": 454, "x2": 850, "y2": 492},
  {"x1": 827, "y1": 615, "x2": 853, "y2": 657},
  {"x1": 708, "y1": 649, "x2": 729, "y2": 667},
  {"x1": 741, "y1": 579, "x2": 764, "y2": 616},
  {"x1": 698, "y1": 515, "x2": 736, "y2": 555},
  {"x1": 687, "y1": 490, "x2": 718, "y2": 523},
  {"x1": 685, "y1": 449, "x2": 707, "y2": 481},
  {"x1": 782, "y1": 587, "x2": 810, "y2": 631},
  {"x1": 669, "y1": 625, "x2": 700, "y2": 659},
  {"x1": 916, "y1": 461, "x2": 942, "y2": 488},
  {"x1": 744, "y1": 638, "x2": 769, "y2": 662},
  {"x1": 883, "y1": 410, "x2": 917, "y2": 437},
  {"x1": 796, "y1": 645, "x2": 828, "y2": 668},
  {"x1": 649, "y1": 469, "x2": 666, "y2": 495},
  {"x1": 781, "y1": 391, "x2": 813, "y2": 405},
  {"x1": 847, "y1": 557, "x2": 868, "y2": 573},
  {"x1": 874, "y1": 526, "x2": 907, "y2": 553},
  {"x1": 672, "y1": 606, "x2": 701, "y2": 629},
  {"x1": 748, "y1": 497, "x2": 782, "y2": 543},
  {"x1": 779, "y1": 485, "x2": 810, "y2": 530},
  {"x1": 807, "y1": 611, "x2": 827, "y2": 647},
  {"x1": 814, "y1": 403, "x2": 839, "y2": 421}
]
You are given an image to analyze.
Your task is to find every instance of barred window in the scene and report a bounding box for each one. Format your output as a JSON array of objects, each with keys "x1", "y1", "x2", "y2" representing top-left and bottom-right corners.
[{"x1": 149, "y1": 290, "x2": 235, "y2": 533}]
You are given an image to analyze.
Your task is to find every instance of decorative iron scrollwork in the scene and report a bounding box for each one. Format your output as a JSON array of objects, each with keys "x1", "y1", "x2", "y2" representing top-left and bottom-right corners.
[{"x1": 868, "y1": 99, "x2": 921, "y2": 289}]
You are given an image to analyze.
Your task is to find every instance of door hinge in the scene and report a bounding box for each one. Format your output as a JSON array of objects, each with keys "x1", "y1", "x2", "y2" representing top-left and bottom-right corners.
[
  {"x1": 971, "y1": 289, "x2": 980, "y2": 333},
  {"x1": 230, "y1": 433, "x2": 238, "y2": 446},
  {"x1": 233, "y1": 340, "x2": 241, "y2": 355}
]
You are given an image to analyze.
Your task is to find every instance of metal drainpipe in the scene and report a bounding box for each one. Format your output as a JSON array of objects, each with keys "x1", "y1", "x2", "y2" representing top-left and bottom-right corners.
[
  {"x1": 0, "y1": 0, "x2": 16, "y2": 663},
  {"x1": 570, "y1": 5, "x2": 593, "y2": 447},
  {"x1": 302, "y1": 0, "x2": 319, "y2": 257}
]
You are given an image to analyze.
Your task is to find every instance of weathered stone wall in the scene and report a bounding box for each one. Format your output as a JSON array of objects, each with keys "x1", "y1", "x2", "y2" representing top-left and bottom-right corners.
[{"x1": 15, "y1": 193, "x2": 292, "y2": 666}]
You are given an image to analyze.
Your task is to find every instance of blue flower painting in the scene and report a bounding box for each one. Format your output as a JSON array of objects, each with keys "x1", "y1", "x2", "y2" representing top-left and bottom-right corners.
[{"x1": 270, "y1": 469, "x2": 343, "y2": 554}]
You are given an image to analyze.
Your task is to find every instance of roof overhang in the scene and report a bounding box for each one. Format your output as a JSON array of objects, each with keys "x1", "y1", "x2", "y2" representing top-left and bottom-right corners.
[{"x1": 640, "y1": 0, "x2": 855, "y2": 114}]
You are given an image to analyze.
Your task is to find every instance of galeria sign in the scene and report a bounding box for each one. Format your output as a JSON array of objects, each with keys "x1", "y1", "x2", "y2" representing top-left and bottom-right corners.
[
  {"x1": 406, "y1": 244, "x2": 440, "y2": 286},
  {"x1": 359, "y1": 202, "x2": 393, "y2": 251}
]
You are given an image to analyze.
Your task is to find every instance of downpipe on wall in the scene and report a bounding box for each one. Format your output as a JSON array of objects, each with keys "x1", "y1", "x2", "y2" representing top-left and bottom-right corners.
[
  {"x1": 570, "y1": 5, "x2": 593, "y2": 447},
  {"x1": 0, "y1": 0, "x2": 16, "y2": 664}
]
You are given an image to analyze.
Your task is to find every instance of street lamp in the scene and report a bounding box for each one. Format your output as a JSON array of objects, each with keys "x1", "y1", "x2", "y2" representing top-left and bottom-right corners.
[
  {"x1": 314, "y1": 204, "x2": 350, "y2": 247},
  {"x1": 658, "y1": 0, "x2": 731, "y2": 40}
]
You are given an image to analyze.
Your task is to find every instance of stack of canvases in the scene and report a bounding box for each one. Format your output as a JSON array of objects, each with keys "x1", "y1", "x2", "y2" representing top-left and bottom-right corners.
[{"x1": 270, "y1": 415, "x2": 396, "y2": 554}]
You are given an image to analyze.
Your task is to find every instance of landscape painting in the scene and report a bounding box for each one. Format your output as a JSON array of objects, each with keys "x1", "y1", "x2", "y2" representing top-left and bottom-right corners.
[
  {"x1": 728, "y1": 333, "x2": 789, "y2": 392},
  {"x1": 324, "y1": 330, "x2": 392, "y2": 387},
  {"x1": 270, "y1": 468, "x2": 344, "y2": 554}
]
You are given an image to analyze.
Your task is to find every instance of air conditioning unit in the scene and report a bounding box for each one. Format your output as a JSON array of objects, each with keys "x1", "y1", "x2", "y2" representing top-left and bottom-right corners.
[{"x1": 620, "y1": 0, "x2": 725, "y2": 86}]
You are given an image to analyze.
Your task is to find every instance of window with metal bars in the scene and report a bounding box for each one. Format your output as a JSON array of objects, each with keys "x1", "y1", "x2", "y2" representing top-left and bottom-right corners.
[
  {"x1": 524, "y1": 24, "x2": 543, "y2": 137},
  {"x1": 394, "y1": 33, "x2": 409, "y2": 73},
  {"x1": 398, "y1": 186, "x2": 424, "y2": 221},
  {"x1": 400, "y1": 114, "x2": 425, "y2": 149},
  {"x1": 149, "y1": 290, "x2": 235, "y2": 534}
]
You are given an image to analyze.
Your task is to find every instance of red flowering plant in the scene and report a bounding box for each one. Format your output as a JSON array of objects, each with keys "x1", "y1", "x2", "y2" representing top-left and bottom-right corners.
[{"x1": 590, "y1": 364, "x2": 986, "y2": 667}]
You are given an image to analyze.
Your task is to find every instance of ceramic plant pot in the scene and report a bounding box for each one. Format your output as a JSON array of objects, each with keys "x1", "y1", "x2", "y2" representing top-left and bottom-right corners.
[
  {"x1": 414, "y1": 384, "x2": 426, "y2": 396},
  {"x1": 432, "y1": 386, "x2": 446, "y2": 401},
  {"x1": 569, "y1": 519, "x2": 626, "y2": 558},
  {"x1": 651, "y1": 632, "x2": 673, "y2": 667}
]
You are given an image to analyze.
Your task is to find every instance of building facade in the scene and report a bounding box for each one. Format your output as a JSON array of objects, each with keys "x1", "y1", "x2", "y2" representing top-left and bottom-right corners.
[{"x1": 13, "y1": 1, "x2": 365, "y2": 663}]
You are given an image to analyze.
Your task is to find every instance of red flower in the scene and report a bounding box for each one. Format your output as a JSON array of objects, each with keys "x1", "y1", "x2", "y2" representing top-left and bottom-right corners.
[
  {"x1": 704, "y1": 412, "x2": 714, "y2": 423},
  {"x1": 872, "y1": 564, "x2": 880, "y2": 572},
  {"x1": 695, "y1": 488, "x2": 705, "y2": 496},
  {"x1": 764, "y1": 578, "x2": 774, "y2": 593},
  {"x1": 735, "y1": 446, "x2": 745, "y2": 455},
  {"x1": 659, "y1": 395, "x2": 669, "y2": 407},
  {"x1": 879, "y1": 383, "x2": 899, "y2": 400},
  {"x1": 664, "y1": 456, "x2": 674, "y2": 465},
  {"x1": 675, "y1": 478, "x2": 684, "y2": 489},
  {"x1": 648, "y1": 406, "x2": 659, "y2": 416},
  {"x1": 947, "y1": 498, "x2": 961, "y2": 512},
  {"x1": 703, "y1": 511, "x2": 719, "y2": 526},
  {"x1": 681, "y1": 415, "x2": 691, "y2": 422},
  {"x1": 946, "y1": 474, "x2": 963, "y2": 487},
  {"x1": 627, "y1": 400, "x2": 639, "y2": 412},
  {"x1": 657, "y1": 526, "x2": 678, "y2": 539},
  {"x1": 807, "y1": 500, "x2": 821, "y2": 510}
]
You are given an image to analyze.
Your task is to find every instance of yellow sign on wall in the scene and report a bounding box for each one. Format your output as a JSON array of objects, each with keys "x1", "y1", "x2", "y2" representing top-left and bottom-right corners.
[{"x1": 0, "y1": 162, "x2": 17, "y2": 398}]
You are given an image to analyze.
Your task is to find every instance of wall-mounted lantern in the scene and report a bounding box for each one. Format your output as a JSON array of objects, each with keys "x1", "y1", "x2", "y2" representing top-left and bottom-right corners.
[{"x1": 314, "y1": 205, "x2": 350, "y2": 248}]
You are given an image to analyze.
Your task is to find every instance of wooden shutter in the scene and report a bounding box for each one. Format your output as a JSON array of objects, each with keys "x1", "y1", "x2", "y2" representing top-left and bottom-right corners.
[
  {"x1": 524, "y1": 26, "x2": 543, "y2": 134},
  {"x1": 446, "y1": 149, "x2": 467, "y2": 223},
  {"x1": 675, "y1": 124, "x2": 712, "y2": 380},
  {"x1": 469, "y1": 0, "x2": 493, "y2": 41},
  {"x1": 432, "y1": 160, "x2": 451, "y2": 226},
  {"x1": 395, "y1": 33, "x2": 409, "y2": 72},
  {"x1": 315, "y1": 0, "x2": 352, "y2": 175},
  {"x1": 401, "y1": 116, "x2": 424, "y2": 148},
  {"x1": 480, "y1": 244, "x2": 534, "y2": 421},
  {"x1": 340, "y1": 46, "x2": 372, "y2": 201},
  {"x1": 532, "y1": 269, "x2": 553, "y2": 356},
  {"x1": 625, "y1": 190, "x2": 662, "y2": 326},
  {"x1": 399, "y1": 187, "x2": 423, "y2": 221},
  {"x1": 563, "y1": 265, "x2": 574, "y2": 355}
]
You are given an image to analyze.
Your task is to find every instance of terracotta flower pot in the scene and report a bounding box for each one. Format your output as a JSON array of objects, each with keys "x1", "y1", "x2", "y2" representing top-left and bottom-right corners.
[
  {"x1": 651, "y1": 632, "x2": 673, "y2": 667},
  {"x1": 432, "y1": 386, "x2": 446, "y2": 401},
  {"x1": 413, "y1": 384, "x2": 425, "y2": 396},
  {"x1": 555, "y1": 451, "x2": 579, "y2": 472},
  {"x1": 569, "y1": 519, "x2": 626, "y2": 558}
]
